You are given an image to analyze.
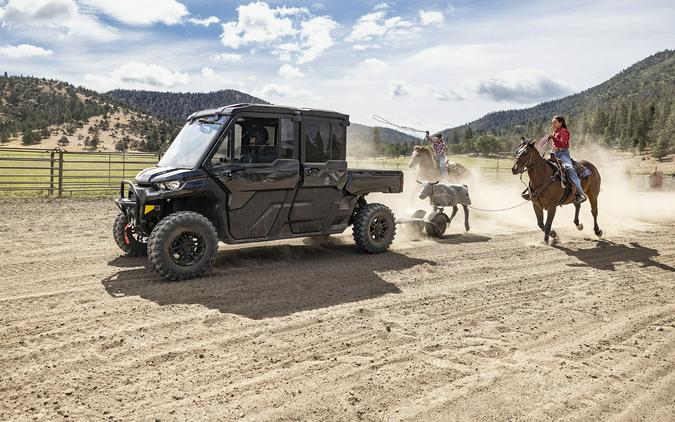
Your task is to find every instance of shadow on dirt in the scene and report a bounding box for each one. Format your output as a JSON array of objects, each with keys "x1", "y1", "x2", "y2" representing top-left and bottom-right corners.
[
  {"x1": 554, "y1": 240, "x2": 675, "y2": 272},
  {"x1": 434, "y1": 233, "x2": 491, "y2": 244},
  {"x1": 102, "y1": 243, "x2": 435, "y2": 319}
]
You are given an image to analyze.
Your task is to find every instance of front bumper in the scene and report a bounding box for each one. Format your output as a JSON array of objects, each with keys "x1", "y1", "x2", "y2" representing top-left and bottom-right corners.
[{"x1": 115, "y1": 180, "x2": 162, "y2": 233}]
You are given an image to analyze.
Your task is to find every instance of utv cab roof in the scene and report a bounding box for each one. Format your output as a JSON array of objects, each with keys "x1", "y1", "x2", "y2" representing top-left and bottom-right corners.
[{"x1": 187, "y1": 103, "x2": 349, "y2": 123}]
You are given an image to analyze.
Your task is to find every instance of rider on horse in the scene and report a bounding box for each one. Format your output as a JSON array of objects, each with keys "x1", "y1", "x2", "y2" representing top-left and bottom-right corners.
[
  {"x1": 425, "y1": 131, "x2": 448, "y2": 176},
  {"x1": 549, "y1": 116, "x2": 587, "y2": 204}
]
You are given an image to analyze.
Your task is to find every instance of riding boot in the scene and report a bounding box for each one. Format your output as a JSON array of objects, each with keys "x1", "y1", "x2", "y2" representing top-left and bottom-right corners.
[
  {"x1": 574, "y1": 192, "x2": 587, "y2": 204},
  {"x1": 521, "y1": 188, "x2": 531, "y2": 201}
]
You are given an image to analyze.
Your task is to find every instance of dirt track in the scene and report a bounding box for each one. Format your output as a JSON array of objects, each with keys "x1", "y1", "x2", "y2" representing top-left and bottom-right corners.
[{"x1": 1, "y1": 198, "x2": 674, "y2": 421}]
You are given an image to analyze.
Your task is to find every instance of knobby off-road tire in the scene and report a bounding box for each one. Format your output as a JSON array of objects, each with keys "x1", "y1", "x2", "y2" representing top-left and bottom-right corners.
[
  {"x1": 147, "y1": 211, "x2": 219, "y2": 281},
  {"x1": 113, "y1": 212, "x2": 147, "y2": 257},
  {"x1": 352, "y1": 203, "x2": 396, "y2": 254},
  {"x1": 425, "y1": 214, "x2": 447, "y2": 238}
]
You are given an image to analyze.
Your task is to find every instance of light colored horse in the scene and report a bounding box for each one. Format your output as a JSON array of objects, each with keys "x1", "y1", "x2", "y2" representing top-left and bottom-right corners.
[{"x1": 408, "y1": 146, "x2": 471, "y2": 182}]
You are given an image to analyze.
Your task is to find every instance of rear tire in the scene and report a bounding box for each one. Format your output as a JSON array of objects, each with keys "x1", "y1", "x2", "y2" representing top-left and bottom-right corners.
[
  {"x1": 113, "y1": 212, "x2": 147, "y2": 257},
  {"x1": 147, "y1": 211, "x2": 219, "y2": 281},
  {"x1": 425, "y1": 214, "x2": 447, "y2": 238},
  {"x1": 352, "y1": 203, "x2": 396, "y2": 254}
]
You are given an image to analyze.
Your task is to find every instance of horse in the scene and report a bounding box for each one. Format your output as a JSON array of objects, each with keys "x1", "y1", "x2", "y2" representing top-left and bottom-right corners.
[
  {"x1": 408, "y1": 146, "x2": 471, "y2": 182},
  {"x1": 512, "y1": 139, "x2": 602, "y2": 244}
]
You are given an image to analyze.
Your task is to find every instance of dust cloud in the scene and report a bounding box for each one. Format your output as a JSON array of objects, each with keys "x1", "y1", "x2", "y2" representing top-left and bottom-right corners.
[{"x1": 371, "y1": 148, "x2": 675, "y2": 241}]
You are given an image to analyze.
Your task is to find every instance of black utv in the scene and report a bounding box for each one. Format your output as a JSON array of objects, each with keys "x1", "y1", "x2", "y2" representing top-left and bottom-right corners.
[{"x1": 114, "y1": 104, "x2": 404, "y2": 281}]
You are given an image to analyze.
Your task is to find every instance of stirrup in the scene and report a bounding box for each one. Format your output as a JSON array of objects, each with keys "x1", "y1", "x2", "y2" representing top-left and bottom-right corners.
[
  {"x1": 521, "y1": 188, "x2": 531, "y2": 201},
  {"x1": 574, "y1": 193, "x2": 587, "y2": 204}
]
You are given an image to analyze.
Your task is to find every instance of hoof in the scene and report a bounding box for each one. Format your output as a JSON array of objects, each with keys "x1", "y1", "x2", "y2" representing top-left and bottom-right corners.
[
  {"x1": 465, "y1": 225, "x2": 470, "y2": 232},
  {"x1": 544, "y1": 237, "x2": 549, "y2": 245},
  {"x1": 550, "y1": 230, "x2": 557, "y2": 238},
  {"x1": 596, "y1": 229, "x2": 603, "y2": 237},
  {"x1": 576, "y1": 223, "x2": 584, "y2": 231}
]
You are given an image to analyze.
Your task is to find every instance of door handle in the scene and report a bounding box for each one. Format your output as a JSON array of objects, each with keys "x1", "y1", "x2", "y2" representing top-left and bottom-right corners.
[
  {"x1": 224, "y1": 168, "x2": 244, "y2": 179},
  {"x1": 305, "y1": 167, "x2": 320, "y2": 175}
]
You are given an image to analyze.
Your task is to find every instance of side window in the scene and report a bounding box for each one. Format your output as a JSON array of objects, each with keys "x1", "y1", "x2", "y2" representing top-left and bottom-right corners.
[
  {"x1": 209, "y1": 132, "x2": 230, "y2": 167},
  {"x1": 304, "y1": 120, "x2": 330, "y2": 163},
  {"x1": 232, "y1": 116, "x2": 280, "y2": 164},
  {"x1": 330, "y1": 121, "x2": 346, "y2": 160},
  {"x1": 280, "y1": 118, "x2": 295, "y2": 159}
]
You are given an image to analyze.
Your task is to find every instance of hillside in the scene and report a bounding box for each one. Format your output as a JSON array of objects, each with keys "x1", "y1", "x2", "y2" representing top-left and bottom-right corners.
[
  {"x1": 105, "y1": 89, "x2": 269, "y2": 122},
  {"x1": 106, "y1": 88, "x2": 421, "y2": 154},
  {"x1": 442, "y1": 50, "x2": 675, "y2": 157},
  {"x1": 0, "y1": 75, "x2": 176, "y2": 152}
]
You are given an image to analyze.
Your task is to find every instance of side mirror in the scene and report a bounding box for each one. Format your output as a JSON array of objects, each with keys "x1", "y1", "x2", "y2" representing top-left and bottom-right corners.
[
  {"x1": 431, "y1": 181, "x2": 439, "y2": 185},
  {"x1": 416, "y1": 180, "x2": 422, "y2": 184}
]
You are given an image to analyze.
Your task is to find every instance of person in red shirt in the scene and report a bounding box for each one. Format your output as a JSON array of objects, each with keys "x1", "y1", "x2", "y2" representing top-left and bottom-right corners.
[{"x1": 548, "y1": 116, "x2": 586, "y2": 203}]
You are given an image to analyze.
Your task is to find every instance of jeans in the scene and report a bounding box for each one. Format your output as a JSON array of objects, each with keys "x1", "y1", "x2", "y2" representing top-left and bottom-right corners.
[
  {"x1": 436, "y1": 153, "x2": 447, "y2": 176},
  {"x1": 554, "y1": 149, "x2": 584, "y2": 195}
]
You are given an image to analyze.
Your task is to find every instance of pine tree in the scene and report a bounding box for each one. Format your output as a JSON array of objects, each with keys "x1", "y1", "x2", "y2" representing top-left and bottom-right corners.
[
  {"x1": 653, "y1": 105, "x2": 674, "y2": 160},
  {"x1": 372, "y1": 127, "x2": 382, "y2": 155},
  {"x1": 58, "y1": 136, "x2": 69, "y2": 146},
  {"x1": 464, "y1": 127, "x2": 473, "y2": 140}
]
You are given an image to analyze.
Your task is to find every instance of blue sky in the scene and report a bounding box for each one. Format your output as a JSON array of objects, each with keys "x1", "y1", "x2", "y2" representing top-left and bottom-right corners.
[{"x1": 1, "y1": 0, "x2": 674, "y2": 131}]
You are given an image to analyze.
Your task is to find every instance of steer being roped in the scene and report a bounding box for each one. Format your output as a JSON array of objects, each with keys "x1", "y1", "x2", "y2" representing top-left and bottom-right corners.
[{"x1": 418, "y1": 181, "x2": 471, "y2": 232}]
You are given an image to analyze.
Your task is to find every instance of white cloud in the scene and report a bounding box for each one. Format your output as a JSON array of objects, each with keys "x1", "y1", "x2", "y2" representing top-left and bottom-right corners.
[
  {"x1": 278, "y1": 64, "x2": 304, "y2": 79},
  {"x1": 85, "y1": 61, "x2": 189, "y2": 90},
  {"x1": 424, "y1": 84, "x2": 464, "y2": 102},
  {"x1": 256, "y1": 83, "x2": 313, "y2": 99},
  {"x1": 275, "y1": 6, "x2": 309, "y2": 16},
  {"x1": 346, "y1": 7, "x2": 416, "y2": 43},
  {"x1": 187, "y1": 16, "x2": 220, "y2": 27},
  {"x1": 355, "y1": 58, "x2": 390, "y2": 78},
  {"x1": 211, "y1": 52, "x2": 243, "y2": 63},
  {"x1": 419, "y1": 10, "x2": 444, "y2": 26},
  {"x1": 373, "y1": 3, "x2": 389, "y2": 11},
  {"x1": 199, "y1": 66, "x2": 244, "y2": 88},
  {"x1": 390, "y1": 79, "x2": 411, "y2": 98},
  {"x1": 219, "y1": 2, "x2": 295, "y2": 49},
  {"x1": 0, "y1": 0, "x2": 118, "y2": 41},
  {"x1": 471, "y1": 69, "x2": 573, "y2": 103},
  {"x1": 79, "y1": 0, "x2": 189, "y2": 26},
  {"x1": 219, "y1": 2, "x2": 336, "y2": 65},
  {"x1": 0, "y1": 43, "x2": 53, "y2": 58},
  {"x1": 296, "y1": 15, "x2": 337, "y2": 64}
]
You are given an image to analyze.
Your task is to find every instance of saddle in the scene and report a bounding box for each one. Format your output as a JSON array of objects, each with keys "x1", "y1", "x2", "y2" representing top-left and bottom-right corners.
[{"x1": 532, "y1": 154, "x2": 592, "y2": 205}]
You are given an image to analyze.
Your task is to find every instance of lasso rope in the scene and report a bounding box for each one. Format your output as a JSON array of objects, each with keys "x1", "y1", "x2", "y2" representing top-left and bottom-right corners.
[
  {"x1": 372, "y1": 114, "x2": 427, "y2": 134},
  {"x1": 467, "y1": 201, "x2": 530, "y2": 212}
]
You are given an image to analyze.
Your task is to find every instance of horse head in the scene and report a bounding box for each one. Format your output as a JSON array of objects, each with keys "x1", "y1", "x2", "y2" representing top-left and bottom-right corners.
[
  {"x1": 409, "y1": 145, "x2": 424, "y2": 168},
  {"x1": 512, "y1": 138, "x2": 538, "y2": 175}
]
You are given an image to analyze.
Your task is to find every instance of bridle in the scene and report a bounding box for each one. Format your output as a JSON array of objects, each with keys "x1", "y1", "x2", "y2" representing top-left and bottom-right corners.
[{"x1": 514, "y1": 143, "x2": 543, "y2": 175}]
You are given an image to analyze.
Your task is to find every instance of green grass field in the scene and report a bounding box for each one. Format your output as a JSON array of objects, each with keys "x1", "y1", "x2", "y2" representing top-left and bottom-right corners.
[{"x1": 0, "y1": 149, "x2": 159, "y2": 197}]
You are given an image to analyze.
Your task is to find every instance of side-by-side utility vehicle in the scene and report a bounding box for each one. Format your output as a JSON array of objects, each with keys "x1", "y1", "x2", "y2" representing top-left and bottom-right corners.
[{"x1": 114, "y1": 104, "x2": 403, "y2": 281}]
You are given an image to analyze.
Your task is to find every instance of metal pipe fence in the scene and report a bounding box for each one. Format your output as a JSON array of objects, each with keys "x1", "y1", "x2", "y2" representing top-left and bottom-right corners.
[{"x1": 0, "y1": 147, "x2": 160, "y2": 196}]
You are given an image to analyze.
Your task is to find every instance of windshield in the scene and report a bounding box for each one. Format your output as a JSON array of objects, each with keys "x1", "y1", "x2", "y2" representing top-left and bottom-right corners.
[{"x1": 157, "y1": 115, "x2": 228, "y2": 168}]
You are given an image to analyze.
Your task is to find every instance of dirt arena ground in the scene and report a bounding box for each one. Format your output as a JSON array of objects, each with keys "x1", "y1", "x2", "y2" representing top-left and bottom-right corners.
[{"x1": 0, "y1": 194, "x2": 673, "y2": 421}]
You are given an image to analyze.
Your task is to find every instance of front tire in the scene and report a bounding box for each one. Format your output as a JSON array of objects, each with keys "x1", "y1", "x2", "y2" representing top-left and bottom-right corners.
[
  {"x1": 352, "y1": 203, "x2": 396, "y2": 254},
  {"x1": 147, "y1": 211, "x2": 219, "y2": 281},
  {"x1": 113, "y1": 212, "x2": 147, "y2": 256}
]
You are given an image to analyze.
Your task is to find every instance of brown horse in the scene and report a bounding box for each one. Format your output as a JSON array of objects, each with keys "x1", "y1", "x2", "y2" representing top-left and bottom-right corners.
[
  {"x1": 408, "y1": 146, "x2": 471, "y2": 182},
  {"x1": 512, "y1": 140, "x2": 602, "y2": 243}
]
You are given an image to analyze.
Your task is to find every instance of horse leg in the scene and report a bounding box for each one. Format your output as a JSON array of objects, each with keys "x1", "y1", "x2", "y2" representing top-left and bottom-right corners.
[
  {"x1": 574, "y1": 203, "x2": 583, "y2": 230},
  {"x1": 544, "y1": 207, "x2": 557, "y2": 244},
  {"x1": 533, "y1": 203, "x2": 545, "y2": 234},
  {"x1": 448, "y1": 205, "x2": 458, "y2": 224},
  {"x1": 589, "y1": 193, "x2": 602, "y2": 237},
  {"x1": 462, "y1": 204, "x2": 470, "y2": 232}
]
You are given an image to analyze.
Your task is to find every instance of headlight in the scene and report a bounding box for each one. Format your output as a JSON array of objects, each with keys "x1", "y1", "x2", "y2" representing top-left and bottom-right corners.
[{"x1": 158, "y1": 180, "x2": 183, "y2": 190}]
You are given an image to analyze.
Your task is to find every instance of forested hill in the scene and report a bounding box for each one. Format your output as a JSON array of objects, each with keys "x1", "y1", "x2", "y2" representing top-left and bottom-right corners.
[
  {"x1": 442, "y1": 50, "x2": 674, "y2": 158},
  {"x1": 0, "y1": 75, "x2": 176, "y2": 152},
  {"x1": 105, "y1": 89, "x2": 269, "y2": 121}
]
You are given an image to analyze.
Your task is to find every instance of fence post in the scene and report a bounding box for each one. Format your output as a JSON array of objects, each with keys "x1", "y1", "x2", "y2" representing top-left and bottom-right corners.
[
  {"x1": 108, "y1": 153, "x2": 112, "y2": 189},
  {"x1": 122, "y1": 151, "x2": 126, "y2": 179},
  {"x1": 49, "y1": 151, "x2": 55, "y2": 196},
  {"x1": 57, "y1": 150, "x2": 64, "y2": 198}
]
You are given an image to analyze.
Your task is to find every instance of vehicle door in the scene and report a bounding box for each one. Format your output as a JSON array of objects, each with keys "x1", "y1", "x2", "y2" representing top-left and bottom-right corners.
[
  {"x1": 289, "y1": 118, "x2": 348, "y2": 233},
  {"x1": 205, "y1": 114, "x2": 299, "y2": 240}
]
